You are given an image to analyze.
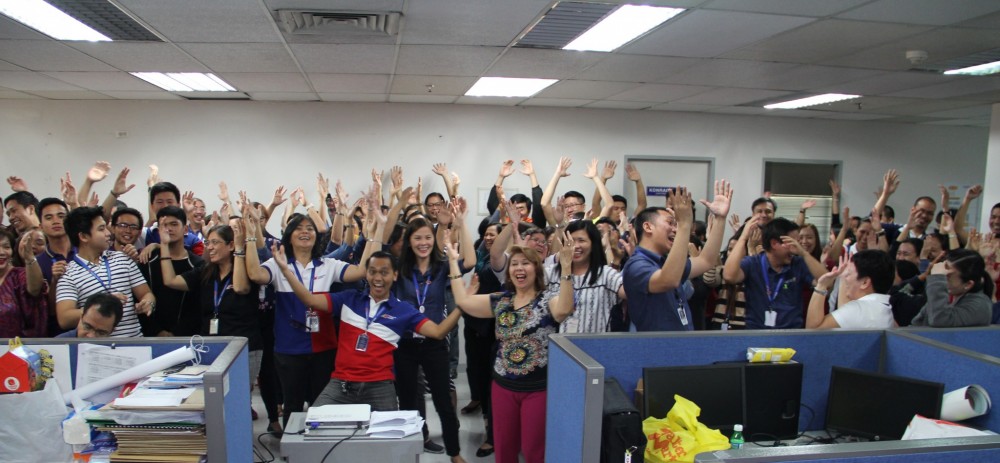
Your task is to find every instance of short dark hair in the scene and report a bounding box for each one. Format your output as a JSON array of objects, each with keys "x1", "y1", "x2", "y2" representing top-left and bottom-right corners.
[
  {"x1": 65, "y1": 206, "x2": 105, "y2": 248},
  {"x1": 913, "y1": 196, "x2": 936, "y2": 208},
  {"x1": 896, "y1": 238, "x2": 923, "y2": 256},
  {"x1": 851, "y1": 249, "x2": 895, "y2": 294},
  {"x1": 36, "y1": 197, "x2": 68, "y2": 220},
  {"x1": 366, "y1": 251, "x2": 399, "y2": 272},
  {"x1": 564, "y1": 191, "x2": 585, "y2": 203},
  {"x1": 149, "y1": 182, "x2": 180, "y2": 204},
  {"x1": 751, "y1": 197, "x2": 777, "y2": 213},
  {"x1": 112, "y1": 207, "x2": 143, "y2": 226},
  {"x1": 82, "y1": 293, "x2": 124, "y2": 328},
  {"x1": 156, "y1": 205, "x2": 188, "y2": 226},
  {"x1": 594, "y1": 217, "x2": 617, "y2": 229},
  {"x1": 424, "y1": 192, "x2": 445, "y2": 205},
  {"x1": 4, "y1": 191, "x2": 38, "y2": 211},
  {"x1": 882, "y1": 205, "x2": 895, "y2": 220},
  {"x1": 612, "y1": 195, "x2": 627, "y2": 208},
  {"x1": 895, "y1": 259, "x2": 919, "y2": 282},
  {"x1": 509, "y1": 193, "x2": 532, "y2": 210},
  {"x1": 762, "y1": 217, "x2": 798, "y2": 251},
  {"x1": 634, "y1": 206, "x2": 668, "y2": 243}
]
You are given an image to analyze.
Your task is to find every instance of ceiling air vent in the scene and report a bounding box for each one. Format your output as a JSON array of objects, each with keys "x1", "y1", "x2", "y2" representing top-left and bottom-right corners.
[
  {"x1": 276, "y1": 10, "x2": 401, "y2": 36},
  {"x1": 514, "y1": 2, "x2": 616, "y2": 49}
]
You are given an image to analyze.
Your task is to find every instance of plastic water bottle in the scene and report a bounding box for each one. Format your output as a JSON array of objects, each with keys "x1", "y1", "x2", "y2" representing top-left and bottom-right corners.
[{"x1": 730, "y1": 424, "x2": 745, "y2": 449}]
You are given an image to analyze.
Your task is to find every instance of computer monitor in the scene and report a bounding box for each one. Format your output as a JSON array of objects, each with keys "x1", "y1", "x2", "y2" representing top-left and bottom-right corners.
[
  {"x1": 825, "y1": 366, "x2": 944, "y2": 441},
  {"x1": 643, "y1": 364, "x2": 745, "y2": 434}
]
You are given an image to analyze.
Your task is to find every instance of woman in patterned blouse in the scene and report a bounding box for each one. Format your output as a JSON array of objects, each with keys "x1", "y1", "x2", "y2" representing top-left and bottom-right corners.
[
  {"x1": 447, "y1": 241, "x2": 574, "y2": 463},
  {"x1": 0, "y1": 228, "x2": 47, "y2": 338}
]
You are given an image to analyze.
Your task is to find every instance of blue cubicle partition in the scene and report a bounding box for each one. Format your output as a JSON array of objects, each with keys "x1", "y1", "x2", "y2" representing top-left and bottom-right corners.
[
  {"x1": 900, "y1": 326, "x2": 1000, "y2": 359},
  {"x1": 546, "y1": 335, "x2": 605, "y2": 463}
]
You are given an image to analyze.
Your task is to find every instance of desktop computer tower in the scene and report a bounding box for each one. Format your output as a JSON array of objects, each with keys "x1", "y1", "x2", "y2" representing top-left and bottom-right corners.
[{"x1": 743, "y1": 362, "x2": 803, "y2": 440}]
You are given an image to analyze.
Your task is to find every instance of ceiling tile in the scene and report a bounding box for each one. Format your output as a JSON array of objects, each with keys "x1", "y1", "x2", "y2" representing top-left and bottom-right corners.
[
  {"x1": 873, "y1": 99, "x2": 988, "y2": 116},
  {"x1": 827, "y1": 27, "x2": 1000, "y2": 71},
  {"x1": 116, "y1": 0, "x2": 281, "y2": 42},
  {"x1": 710, "y1": 106, "x2": 812, "y2": 117},
  {"x1": 754, "y1": 64, "x2": 885, "y2": 91},
  {"x1": 921, "y1": 118, "x2": 991, "y2": 127},
  {"x1": 957, "y1": 10, "x2": 1000, "y2": 28},
  {"x1": 179, "y1": 43, "x2": 299, "y2": 72},
  {"x1": 584, "y1": 100, "x2": 654, "y2": 110},
  {"x1": 805, "y1": 96, "x2": 925, "y2": 113},
  {"x1": 291, "y1": 44, "x2": 396, "y2": 73},
  {"x1": 41, "y1": 72, "x2": 158, "y2": 91},
  {"x1": 390, "y1": 75, "x2": 476, "y2": 95},
  {"x1": 26, "y1": 90, "x2": 115, "y2": 100},
  {"x1": 0, "y1": 71, "x2": 83, "y2": 91},
  {"x1": 395, "y1": 46, "x2": 503, "y2": 77},
  {"x1": 876, "y1": 115, "x2": 950, "y2": 124},
  {"x1": 720, "y1": 19, "x2": 932, "y2": 64},
  {"x1": 657, "y1": 59, "x2": 798, "y2": 88},
  {"x1": 607, "y1": 83, "x2": 714, "y2": 102},
  {"x1": 519, "y1": 98, "x2": 593, "y2": 107},
  {"x1": 0, "y1": 90, "x2": 41, "y2": 99},
  {"x1": 0, "y1": 40, "x2": 116, "y2": 72},
  {"x1": 816, "y1": 71, "x2": 962, "y2": 95},
  {"x1": 310, "y1": 74, "x2": 390, "y2": 93},
  {"x1": 952, "y1": 89, "x2": 1000, "y2": 102},
  {"x1": 485, "y1": 49, "x2": 604, "y2": 79},
  {"x1": 703, "y1": 0, "x2": 869, "y2": 16},
  {"x1": 456, "y1": 96, "x2": 525, "y2": 106},
  {"x1": 623, "y1": 10, "x2": 815, "y2": 58},
  {"x1": 0, "y1": 59, "x2": 26, "y2": 71},
  {"x1": 672, "y1": 88, "x2": 791, "y2": 105},
  {"x1": 805, "y1": 112, "x2": 894, "y2": 121},
  {"x1": 217, "y1": 72, "x2": 311, "y2": 92},
  {"x1": 536, "y1": 80, "x2": 639, "y2": 99},
  {"x1": 100, "y1": 91, "x2": 184, "y2": 100},
  {"x1": 923, "y1": 105, "x2": 993, "y2": 119},
  {"x1": 648, "y1": 102, "x2": 722, "y2": 112},
  {"x1": 887, "y1": 78, "x2": 1000, "y2": 99},
  {"x1": 402, "y1": 0, "x2": 551, "y2": 46},
  {"x1": 69, "y1": 42, "x2": 207, "y2": 72},
  {"x1": 388, "y1": 94, "x2": 458, "y2": 104},
  {"x1": 836, "y1": 0, "x2": 1000, "y2": 26},
  {"x1": 573, "y1": 55, "x2": 703, "y2": 83},
  {"x1": 248, "y1": 92, "x2": 319, "y2": 101},
  {"x1": 318, "y1": 93, "x2": 386, "y2": 102}
]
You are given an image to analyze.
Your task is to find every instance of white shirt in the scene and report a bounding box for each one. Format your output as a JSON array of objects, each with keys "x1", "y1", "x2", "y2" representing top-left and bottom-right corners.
[{"x1": 830, "y1": 293, "x2": 894, "y2": 329}]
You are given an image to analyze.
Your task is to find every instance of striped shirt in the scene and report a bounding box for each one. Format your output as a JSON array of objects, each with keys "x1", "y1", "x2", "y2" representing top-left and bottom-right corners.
[
  {"x1": 546, "y1": 263, "x2": 623, "y2": 333},
  {"x1": 56, "y1": 250, "x2": 148, "y2": 337}
]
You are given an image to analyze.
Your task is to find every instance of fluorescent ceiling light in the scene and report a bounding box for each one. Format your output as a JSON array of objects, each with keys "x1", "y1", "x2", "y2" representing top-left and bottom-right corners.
[
  {"x1": 943, "y1": 60, "x2": 1000, "y2": 76},
  {"x1": 465, "y1": 77, "x2": 558, "y2": 97},
  {"x1": 764, "y1": 93, "x2": 861, "y2": 110},
  {"x1": 131, "y1": 72, "x2": 237, "y2": 92},
  {"x1": 563, "y1": 4, "x2": 685, "y2": 52},
  {"x1": 0, "y1": 0, "x2": 110, "y2": 41}
]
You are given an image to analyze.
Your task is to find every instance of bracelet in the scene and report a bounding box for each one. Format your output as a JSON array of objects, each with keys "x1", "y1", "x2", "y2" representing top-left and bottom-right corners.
[
  {"x1": 245, "y1": 237, "x2": 257, "y2": 242},
  {"x1": 813, "y1": 287, "x2": 830, "y2": 296},
  {"x1": 25, "y1": 258, "x2": 37, "y2": 266},
  {"x1": 799, "y1": 209, "x2": 806, "y2": 214},
  {"x1": 561, "y1": 274, "x2": 573, "y2": 281},
  {"x1": 370, "y1": 240, "x2": 383, "y2": 244},
  {"x1": 449, "y1": 274, "x2": 463, "y2": 280}
]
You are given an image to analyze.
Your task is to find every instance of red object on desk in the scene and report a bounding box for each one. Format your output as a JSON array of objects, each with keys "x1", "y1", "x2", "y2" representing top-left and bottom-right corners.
[{"x1": 0, "y1": 351, "x2": 32, "y2": 393}]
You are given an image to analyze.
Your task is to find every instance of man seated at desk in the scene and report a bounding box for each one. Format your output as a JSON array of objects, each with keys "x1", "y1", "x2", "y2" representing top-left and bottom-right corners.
[
  {"x1": 57, "y1": 293, "x2": 124, "y2": 338},
  {"x1": 274, "y1": 249, "x2": 462, "y2": 411}
]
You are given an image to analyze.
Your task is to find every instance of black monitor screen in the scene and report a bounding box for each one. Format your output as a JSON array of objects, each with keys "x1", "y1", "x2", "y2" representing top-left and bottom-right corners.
[
  {"x1": 825, "y1": 366, "x2": 944, "y2": 441},
  {"x1": 643, "y1": 364, "x2": 745, "y2": 433}
]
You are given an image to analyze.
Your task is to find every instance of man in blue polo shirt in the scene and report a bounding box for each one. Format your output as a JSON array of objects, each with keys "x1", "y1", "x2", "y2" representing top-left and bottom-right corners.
[
  {"x1": 723, "y1": 217, "x2": 828, "y2": 329},
  {"x1": 623, "y1": 182, "x2": 731, "y2": 331}
]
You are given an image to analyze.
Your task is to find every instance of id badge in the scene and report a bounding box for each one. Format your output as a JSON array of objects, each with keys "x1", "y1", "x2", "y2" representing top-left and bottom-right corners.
[
  {"x1": 306, "y1": 310, "x2": 320, "y2": 333},
  {"x1": 209, "y1": 318, "x2": 219, "y2": 335},
  {"x1": 678, "y1": 306, "x2": 689, "y2": 326},
  {"x1": 764, "y1": 309, "x2": 777, "y2": 327},
  {"x1": 720, "y1": 322, "x2": 729, "y2": 331},
  {"x1": 355, "y1": 333, "x2": 369, "y2": 352},
  {"x1": 418, "y1": 305, "x2": 425, "y2": 314}
]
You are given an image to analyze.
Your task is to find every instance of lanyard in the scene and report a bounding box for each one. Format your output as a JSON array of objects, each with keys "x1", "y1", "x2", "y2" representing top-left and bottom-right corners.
[
  {"x1": 292, "y1": 261, "x2": 316, "y2": 292},
  {"x1": 73, "y1": 255, "x2": 111, "y2": 291},
  {"x1": 411, "y1": 272, "x2": 431, "y2": 308},
  {"x1": 213, "y1": 276, "x2": 232, "y2": 316},
  {"x1": 366, "y1": 301, "x2": 388, "y2": 332},
  {"x1": 760, "y1": 254, "x2": 785, "y2": 306}
]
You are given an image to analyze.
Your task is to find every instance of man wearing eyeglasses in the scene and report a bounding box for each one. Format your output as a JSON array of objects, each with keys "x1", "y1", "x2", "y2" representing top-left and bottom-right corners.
[
  {"x1": 57, "y1": 293, "x2": 123, "y2": 338},
  {"x1": 110, "y1": 207, "x2": 144, "y2": 261}
]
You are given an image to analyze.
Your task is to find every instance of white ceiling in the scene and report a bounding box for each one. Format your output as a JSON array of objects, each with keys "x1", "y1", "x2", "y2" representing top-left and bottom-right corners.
[{"x1": 0, "y1": 0, "x2": 997, "y2": 126}]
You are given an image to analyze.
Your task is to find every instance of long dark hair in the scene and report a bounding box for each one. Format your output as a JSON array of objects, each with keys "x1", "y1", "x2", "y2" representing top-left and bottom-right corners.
[
  {"x1": 282, "y1": 214, "x2": 324, "y2": 262},
  {"x1": 565, "y1": 220, "x2": 606, "y2": 285},
  {"x1": 201, "y1": 225, "x2": 234, "y2": 285},
  {"x1": 800, "y1": 223, "x2": 823, "y2": 261},
  {"x1": 947, "y1": 249, "x2": 994, "y2": 297},
  {"x1": 398, "y1": 218, "x2": 443, "y2": 278}
]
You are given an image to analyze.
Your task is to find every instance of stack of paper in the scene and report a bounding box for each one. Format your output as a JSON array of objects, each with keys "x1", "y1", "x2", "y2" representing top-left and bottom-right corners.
[
  {"x1": 145, "y1": 365, "x2": 209, "y2": 388},
  {"x1": 367, "y1": 410, "x2": 423, "y2": 439},
  {"x1": 95, "y1": 423, "x2": 206, "y2": 462}
]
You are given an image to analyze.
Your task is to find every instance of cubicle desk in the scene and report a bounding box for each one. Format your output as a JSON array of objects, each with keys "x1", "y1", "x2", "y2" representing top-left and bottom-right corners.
[
  {"x1": 281, "y1": 412, "x2": 422, "y2": 462},
  {"x1": 694, "y1": 436, "x2": 1000, "y2": 463},
  {"x1": 546, "y1": 329, "x2": 1000, "y2": 463}
]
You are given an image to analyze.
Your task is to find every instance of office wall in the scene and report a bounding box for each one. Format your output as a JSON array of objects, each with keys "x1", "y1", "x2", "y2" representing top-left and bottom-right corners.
[
  {"x1": 983, "y1": 103, "x2": 1000, "y2": 222},
  {"x1": 0, "y1": 100, "x2": 988, "y2": 232}
]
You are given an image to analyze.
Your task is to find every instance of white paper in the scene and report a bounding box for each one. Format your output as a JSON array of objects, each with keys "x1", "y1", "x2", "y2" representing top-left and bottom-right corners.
[
  {"x1": 369, "y1": 410, "x2": 420, "y2": 427},
  {"x1": 75, "y1": 343, "x2": 152, "y2": 391},
  {"x1": 941, "y1": 385, "x2": 992, "y2": 422},
  {"x1": 63, "y1": 346, "x2": 196, "y2": 405},
  {"x1": 902, "y1": 414, "x2": 993, "y2": 440},
  {"x1": 0, "y1": 343, "x2": 71, "y2": 394},
  {"x1": 367, "y1": 419, "x2": 424, "y2": 439}
]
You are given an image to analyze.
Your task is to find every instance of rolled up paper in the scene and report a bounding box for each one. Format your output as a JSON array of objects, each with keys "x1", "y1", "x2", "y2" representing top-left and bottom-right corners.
[
  {"x1": 940, "y1": 384, "x2": 991, "y2": 422},
  {"x1": 746, "y1": 347, "x2": 796, "y2": 363},
  {"x1": 62, "y1": 346, "x2": 196, "y2": 405}
]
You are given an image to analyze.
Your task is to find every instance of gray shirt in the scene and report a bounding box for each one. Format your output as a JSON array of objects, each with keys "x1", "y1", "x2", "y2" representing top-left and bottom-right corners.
[{"x1": 910, "y1": 274, "x2": 991, "y2": 327}]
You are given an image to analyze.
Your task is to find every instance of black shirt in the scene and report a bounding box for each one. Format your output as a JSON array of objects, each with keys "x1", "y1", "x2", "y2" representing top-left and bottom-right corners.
[
  {"x1": 139, "y1": 248, "x2": 204, "y2": 337},
  {"x1": 180, "y1": 263, "x2": 262, "y2": 350}
]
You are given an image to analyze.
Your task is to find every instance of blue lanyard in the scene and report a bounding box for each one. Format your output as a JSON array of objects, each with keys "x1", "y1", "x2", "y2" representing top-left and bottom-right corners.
[
  {"x1": 366, "y1": 301, "x2": 388, "y2": 332},
  {"x1": 760, "y1": 254, "x2": 786, "y2": 306},
  {"x1": 292, "y1": 261, "x2": 316, "y2": 292},
  {"x1": 73, "y1": 255, "x2": 111, "y2": 291},
  {"x1": 213, "y1": 276, "x2": 232, "y2": 316},
  {"x1": 411, "y1": 272, "x2": 431, "y2": 308}
]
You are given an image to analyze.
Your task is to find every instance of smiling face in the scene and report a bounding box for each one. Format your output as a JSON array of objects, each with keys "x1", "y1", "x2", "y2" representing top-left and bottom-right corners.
[
  {"x1": 78, "y1": 306, "x2": 116, "y2": 338},
  {"x1": 990, "y1": 207, "x2": 1000, "y2": 236},
  {"x1": 855, "y1": 222, "x2": 873, "y2": 251},
  {"x1": 0, "y1": 235, "x2": 11, "y2": 272},
  {"x1": 910, "y1": 198, "x2": 936, "y2": 231},
  {"x1": 569, "y1": 229, "x2": 591, "y2": 266},
  {"x1": 291, "y1": 220, "x2": 317, "y2": 250},
  {"x1": 507, "y1": 252, "x2": 537, "y2": 291},
  {"x1": 83, "y1": 216, "x2": 111, "y2": 251},
  {"x1": 512, "y1": 201, "x2": 530, "y2": 220},
  {"x1": 896, "y1": 242, "x2": 919, "y2": 265},
  {"x1": 525, "y1": 232, "x2": 548, "y2": 256},
  {"x1": 5, "y1": 201, "x2": 34, "y2": 233},
  {"x1": 205, "y1": 230, "x2": 234, "y2": 265},
  {"x1": 113, "y1": 213, "x2": 142, "y2": 246},
  {"x1": 151, "y1": 192, "x2": 178, "y2": 215},
  {"x1": 40, "y1": 203, "x2": 68, "y2": 239},
  {"x1": 752, "y1": 203, "x2": 774, "y2": 228},
  {"x1": 409, "y1": 225, "x2": 435, "y2": 260},
  {"x1": 190, "y1": 199, "x2": 206, "y2": 225},
  {"x1": 366, "y1": 256, "x2": 396, "y2": 301},
  {"x1": 798, "y1": 226, "x2": 817, "y2": 254},
  {"x1": 643, "y1": 209, "x2": 678, "y2": 254},
  {"x1": 563, "y1": 197, "x2": 585, "y2": 216},
  {"x1": 483, "y1": 225, "x2": 500, "y2": 251}
]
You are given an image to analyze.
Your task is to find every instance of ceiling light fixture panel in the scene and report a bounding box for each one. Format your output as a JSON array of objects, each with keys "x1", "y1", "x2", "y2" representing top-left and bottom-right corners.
[
  {"x1": 0, "y1": 0, "x2": 110, "y2": 41},
  {"x1": 944, "y1": 60, "x2": 1000, "y2": 76},
  {"x1": 465, "y1": 77, "x2": 558, "y2": 98},
  {"x1": 563, "y1": 4, "x2": 685, "y2": 53},
  {"x1": 131, "y1": 72, "x2": 236, "y2": 92},
  {"x1": 764, "y1": 93, "x2": 861, "y2": 110}
]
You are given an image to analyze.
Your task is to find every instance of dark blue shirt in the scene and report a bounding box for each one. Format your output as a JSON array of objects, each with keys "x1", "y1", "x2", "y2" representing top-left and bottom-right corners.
[
  {"x1": 393, "y1": 259, "x2": 465, "y2": 337},
  {"x1": 36, "y1": 244, "x2": 76, "y2": 336},
  {"x1": 739, "y1": 254, "x2": 814, "y2": 329},
  {"x1": 622, "y1": 246, "x2": 693, "y2": 332}
]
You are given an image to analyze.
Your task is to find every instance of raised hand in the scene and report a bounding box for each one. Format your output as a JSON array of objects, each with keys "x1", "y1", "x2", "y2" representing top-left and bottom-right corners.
[
  {"x1": 60, "y1": 173, "x2": 78, "y2": 207},
  {"x1": 147, "y1": 164, "x2": 160, "y2": 188},
  {"x1": 698, "y1": 180, "x2": 732, "y2": 218},
  {"x1": 601, "y1": 160, "x2": 617, "y2": 181},
  {"x1": 451, "y1": 172, "x2": 461, "y2": 190},
  {"x1": 558, "y1": 230, "x2": 573, "y2": 269},
  {"x1": 555, "y1": 156, "x2": 572, "y2": 178},
  {"x1": 467, "y1": 273, "x2": 480, "y2": 295},
  {"x1": 17, "y1": 230, "x2": 39, "y2": 261},
  {"x1": 271, "y1": 242, "x2": 289, "y2": 270},
  {"x1": 939, "y1": 184, "x2": 950, "y2": 211},
  {"x1": 390, "y1": 166, "x2": 403, "y2": 191},
  {"x1": 815, "y1": 254, "x2": 848, "y2": 290},
  {"x1": 829, "y1": 179, "x2": 841, "y2": 197},
  {"x1": 231, "y1": 218, "x2": 245, "y2": 243},
  {"x1": 781, "y1": 235, "x2": 805, "y2": 256},
  {"x1": 317, "y1": 173, "x2": 330, "y2": 199},
  {"x1": 965, "y1": 184, "x2": 983, "y2": 202},
  {"x1": 86, "y1": 192, "x2": 99, "y2": 207},
  {"x1": 729, "y1": 213, "x2": 741, "y2": 232},
  {"x1": 504, "y1": 198, "x2": 522, "y2": 227},
  {"x1": 86, "y1": 161, "x2": 111, "y2": 183},
  {"x1": 870, "y1": 206, "x2": 882, "y2": 226},
  {"x1": 6, "y1": 176, "x2": 28, "y2": 192},
  {"x1": 432, "y1": 163, "x2": 449, "y2": 177},
  {"x1": 882, "y1": 169, "x2": 899, "y2": 196},
  {"x1": 553, "y1": 196, "x2": 566, "y2": 225},
  {"x1": 372, "y1": 169, "x2": 384, "y2": 188},
  {"x1": 800, "y1": 199, "x2": 817, "y2": 210},
  {"x1": 625, "y1": 162, "x2": 642, "y2": 182},
  {"x1": 112, "y1": 167, "x2": 135, "y2": 197},
  {"x1": 182, "y1": 191, "x2": 196, "y2": 214},
  {"x1": 583, "y1": 158, "x2": 599, "y2": 179},
  {"x1": 498, "y1": 160, "x2": 515, "y2": 178},
  {"x1": 519, "y1": 159, "x2": 534, "y2": 176},
  {"x1": 940, "y1": 212, "x2": 954, "y2": 234},
  {"x1": 270, "y1": 185, "x2": 288, "y2": 207},
  {"x1": 452, "y1": 196, "x2": 469, "y2": 222},
  {"x1": 667, "y1": 187, "x2": 692, "y2": 225},
  {"x1": 218, "y1": 181, "x2": 230, "y2": 203}
]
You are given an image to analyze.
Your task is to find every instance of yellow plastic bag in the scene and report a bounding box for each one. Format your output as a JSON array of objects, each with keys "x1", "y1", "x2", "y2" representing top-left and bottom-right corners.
[{"x1": 643, "y1": 394, "x2": 732, "y2": 463}]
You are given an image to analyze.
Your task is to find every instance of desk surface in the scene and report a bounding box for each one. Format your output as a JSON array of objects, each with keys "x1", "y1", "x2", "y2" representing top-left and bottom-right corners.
[{"x1": 281, "y1": 412, "x2": 423, "y2": 463}]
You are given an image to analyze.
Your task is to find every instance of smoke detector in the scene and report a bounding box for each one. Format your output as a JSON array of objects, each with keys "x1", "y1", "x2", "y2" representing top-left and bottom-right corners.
[{"x1": 906, "y1": 50, "x2": 928, "y2": 65}]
